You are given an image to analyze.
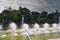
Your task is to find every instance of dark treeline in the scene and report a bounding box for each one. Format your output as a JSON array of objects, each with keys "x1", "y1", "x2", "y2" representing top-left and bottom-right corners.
[{"x1": 0, "y1": 6, "x2": 60, "y2": 29}]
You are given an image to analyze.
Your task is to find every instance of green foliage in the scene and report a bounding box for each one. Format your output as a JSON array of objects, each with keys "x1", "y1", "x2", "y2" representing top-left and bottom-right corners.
[{"x1": 0, "y1": 6, "x2": 60, "y2": 29}]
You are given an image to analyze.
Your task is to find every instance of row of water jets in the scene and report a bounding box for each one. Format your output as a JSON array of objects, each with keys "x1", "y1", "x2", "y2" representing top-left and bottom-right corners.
[
  {"x1": 0, "y1": 22, "x2": 60, "y2": 30},
  {"x1": 0, "y1": 22, "x2": 60, "y2": 40},
  {"x1": 0, "y1": 16, "x2": 60, "y2": 40}
]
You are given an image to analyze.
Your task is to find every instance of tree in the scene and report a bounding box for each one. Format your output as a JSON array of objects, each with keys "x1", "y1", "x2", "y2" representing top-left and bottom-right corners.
[{"x1": 19, "y1": 6, "x2": 33, "y2": 24}]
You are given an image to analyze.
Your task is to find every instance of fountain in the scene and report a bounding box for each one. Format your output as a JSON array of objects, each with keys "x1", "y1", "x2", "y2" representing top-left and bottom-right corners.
[
  {"x1": 58, "y1": 23, "x2": 60, "y2": 28},
  {"x1": 43, "y1": 23, "x2": 50, "y2": 33},
  {"x1": 58, "y1": 23, "x2": 60, "y2": 27},
  {"x1": 52, "y1": 23, "x2": 57, "y2": 28},
  {"x1": 52, "y1": 23, "x2": 58, "y2": 33},
  {"x1": 57, "y1": 23, "x2": 60, "y2": 32},
  {"x1": 8, "y1": 22, "x2": 17, "y2": 40},
  {"x1": 21, "y1": 16, "x2": 29, "y2": 30},
  {"x1": 33, "y1": 23, "x2": 40, "y2": 35},
  {"x1": 58, "y1": 17, "x2": 60, "y2": 30},
  {"x1": 0, "y1": 25, "x2": 3, "y2": 31},
  {"x1": 58, "y1": 17, "x2": 60, "y2": 27},
  {"x1": 22, "y1": 23, "x2": 29, "y2": 30},
  {"x1": 57, "y1": 17, "x2": 60, "y2": 32},
  {"x1": 43, "y1": 23, "x2": 49, "y2": 29},
  {"x1": 21, "y1": 23, "x2": 32, "y2": 40},
  {"x1": 9, "y1": 22, "x2": 17, "y2": 30},
  {"x1": 34, "y1": 23, "x2": 40, "y2": 29},
  {"x1": 21, "y1": 16, "x2": 32, "y2": 40}
]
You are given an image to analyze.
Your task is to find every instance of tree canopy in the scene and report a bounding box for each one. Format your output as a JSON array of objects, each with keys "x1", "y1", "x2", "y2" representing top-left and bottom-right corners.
[{"x1": 0, "y1": 6, "x2": 60, "y2": 29}]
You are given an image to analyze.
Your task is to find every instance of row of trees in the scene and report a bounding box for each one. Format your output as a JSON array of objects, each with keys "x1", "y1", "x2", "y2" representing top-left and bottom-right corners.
[{"x1": 0, "y1": 6, "x2": 60, "y2": 29}]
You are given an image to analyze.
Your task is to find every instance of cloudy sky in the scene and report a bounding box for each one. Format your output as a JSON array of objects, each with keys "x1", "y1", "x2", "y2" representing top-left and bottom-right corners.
[{"x1": 0, "y1": 0, "x2": 60, "y2": 13}]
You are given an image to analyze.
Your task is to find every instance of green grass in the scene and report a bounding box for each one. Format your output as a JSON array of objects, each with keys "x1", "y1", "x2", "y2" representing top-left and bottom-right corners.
[
  {"x1": 30, "y1": 33, "x2": 60, "y2": 40},
  {"x1": 0, "y1": 33, "x2": 27, "y2": 40},
  {"x1": 0, "y1": 32, "x2": 60, "y2": 40}
]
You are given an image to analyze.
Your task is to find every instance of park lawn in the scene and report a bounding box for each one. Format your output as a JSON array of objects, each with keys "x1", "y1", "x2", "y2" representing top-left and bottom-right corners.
[
  {"x1": 0, "y1": 33, "x2": 27, "y2": 40},
  {"x1": 31, "y1": 33, "x2": 60, "y2": 40},
  {"x1": 0, "y1": 32, "x2": 60, "y2": 40}
]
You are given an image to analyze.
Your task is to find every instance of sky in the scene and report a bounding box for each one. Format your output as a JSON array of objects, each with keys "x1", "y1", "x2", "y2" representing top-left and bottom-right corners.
[{"x1": 0, "y1": 0, "x2": 60, "y2": 13}]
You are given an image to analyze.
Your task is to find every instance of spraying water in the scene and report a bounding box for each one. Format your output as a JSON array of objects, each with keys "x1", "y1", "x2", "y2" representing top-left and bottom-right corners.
[
  {"x1": 21, "y1": 15, "x2": 32, "y2": 40},
  {"x1": 0, "y1": 25, "x2": 3, "y2": 30},
  {"x1": 58, "y1": 17, "x2": 60, "y2": 27},
  {"x1": 34, "y1": 23, "x2": 40, "y2": 29},
  {"x1": 8, "y1": 22, "x2": 17, "y2": 40},
  {"x1": 42, "y1": 23, "x2": 50, "y2": 34},
  {"x1": 52, "y1": 23, "x2": 57, "y2": 28},
  {"x1": 56, "y1": 17, "x2": 60, "y2": 32},
  {"x1": 33, "y1": 23, "x2": 40, "y2": 35},
  {"x1": 21, "y1": 16, "x2": 29, "y2": 30},
  {"x1": 22, "y1": 23, "x2": 29, "y2": 30},
  {"x1": 9, "y1": 22, "x2": 17, "y2": 30},
  {"x1": 56, "y1": 23, "x2": 60, "y2": 32},
  {"x1": 43, "y1": 23, "x2": 49, "y2": 29},
  {"x1": 58, "y1": 23, "x2": 60, "y2": 27},
  {"x1": 52, "y1": 23, "x2": 58, "y2": 32},
  {"x1": 21, "y1": 23, "x2": 32, "y2": 40}
]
